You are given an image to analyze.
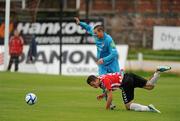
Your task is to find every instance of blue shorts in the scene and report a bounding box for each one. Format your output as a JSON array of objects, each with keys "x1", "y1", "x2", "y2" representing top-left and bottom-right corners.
[{"x1": 98, "y1": 60, "x2": 120, "y2": 75}]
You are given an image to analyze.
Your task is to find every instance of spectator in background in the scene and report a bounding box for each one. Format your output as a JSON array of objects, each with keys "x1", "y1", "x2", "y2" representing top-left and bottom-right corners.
[
  {"x1": 27, "y1": 35, "x2": 37, "y2": 63},
  {"x1": 7, "y1": 29, "x2": 24, "y2": 72}
]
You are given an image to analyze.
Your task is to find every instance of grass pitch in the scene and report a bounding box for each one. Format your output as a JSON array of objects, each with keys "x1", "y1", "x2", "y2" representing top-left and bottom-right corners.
[{"x1": 0, "y1": 71, "x2": 180, "y2": 121}]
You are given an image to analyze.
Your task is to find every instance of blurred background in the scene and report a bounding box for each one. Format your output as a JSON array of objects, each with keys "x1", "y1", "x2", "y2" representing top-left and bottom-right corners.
[{"x1": 0, "y1": 0, "x2": 180, "y2": 74}]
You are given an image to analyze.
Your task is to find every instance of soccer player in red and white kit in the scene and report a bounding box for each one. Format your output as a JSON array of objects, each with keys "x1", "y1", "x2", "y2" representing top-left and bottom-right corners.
[{"x1": 86, "y1": 66, "x2": 171, "y2": 113}]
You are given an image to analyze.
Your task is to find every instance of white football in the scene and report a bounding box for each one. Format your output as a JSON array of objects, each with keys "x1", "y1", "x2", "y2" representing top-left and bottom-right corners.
[{"x1": 25, "y1": 93, "x2": 37, "y2": 105}]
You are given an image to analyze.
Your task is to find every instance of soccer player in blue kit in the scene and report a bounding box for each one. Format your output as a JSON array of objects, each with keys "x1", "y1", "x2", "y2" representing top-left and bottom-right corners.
[
  {"x1": 74, "y1": 17, "x2": 120, "y2": 75},
  {"x1": 75, "y1": 17, "x2": 120, "y2": 109}
]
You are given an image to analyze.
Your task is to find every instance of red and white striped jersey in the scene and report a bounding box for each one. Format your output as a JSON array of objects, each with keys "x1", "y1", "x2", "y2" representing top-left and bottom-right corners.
[{"x1": 98, "y1": 72, "x2": 123, "y2": 91}]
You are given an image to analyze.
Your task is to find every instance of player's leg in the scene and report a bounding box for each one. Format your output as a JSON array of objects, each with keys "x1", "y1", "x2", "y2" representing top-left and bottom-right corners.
[
  {"x1": 121, "y1": 73, "x2": 161, "y2": 113},
  {"x1": 126, "y1": 72, "x2": 153, "y2": 90},
  {"x1": 14, "y1": 55, "x2": 19, "y2": 71},
  {"x1": 126, "y1": 101, "x2": 161, "y2": 113},
  {"x1": 120, "y1": 73, "x2": 135, "y2": 109},
  {"x1": 127, "y1": 67, "x2": 172, "y2": 113},
  {"x1": 7, "y1": 56, "x2": 13, "y2": 71},
  {"x1": 121, "y1": 83, "x2": 151, "y2": 112},
  {"x1": 126, "y1": 101, "x2": 149, "y2": 111},
  {"x1": 146, "y1": 65, "x2": 171, "y2": 87}
]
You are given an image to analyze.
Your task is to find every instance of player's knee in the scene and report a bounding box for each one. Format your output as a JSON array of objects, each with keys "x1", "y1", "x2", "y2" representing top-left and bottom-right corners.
[
  {"x1": 149, "y1": 85, "x2": 154, "y2": 90},
  {"x1": 125, "y1": 102, "x2": 131, "y2": 110},
  {"x1": 144, "y1": 83, "x2": 154, "y2": 90},
  {"x1": 146, "y1": 86, "x2": 154, "y2": 90},
  {"x1": 147, "y1": 85, "x2": 154, "y2": 90},
  {"x1": 125, "y1": 105, "x2": 130, "y2": 110}
]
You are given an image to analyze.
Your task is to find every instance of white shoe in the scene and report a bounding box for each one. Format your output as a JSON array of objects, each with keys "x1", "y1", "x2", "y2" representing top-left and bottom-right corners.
[
  {"x1": 148, "y1": 104, "x2": 161, "y2": 113},
  {"x1": 156, "y1": 65, "x2": 171, "y2": 72}
]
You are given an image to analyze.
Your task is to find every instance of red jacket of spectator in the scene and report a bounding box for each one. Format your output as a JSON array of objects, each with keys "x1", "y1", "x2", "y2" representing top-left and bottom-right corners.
[{"x1": 9, "y1": 36, "x2": 24, "y2": 56}]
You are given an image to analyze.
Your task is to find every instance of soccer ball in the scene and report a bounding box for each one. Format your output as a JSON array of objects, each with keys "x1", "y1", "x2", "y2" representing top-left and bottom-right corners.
[{"x1": 25, "y1": 93, "x2": 37, "y2": 105}]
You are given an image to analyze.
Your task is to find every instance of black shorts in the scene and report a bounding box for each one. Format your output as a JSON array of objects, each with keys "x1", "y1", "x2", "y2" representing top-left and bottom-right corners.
[{"x1": 120, "y1": 73, "x2": 147, "y2": 104}]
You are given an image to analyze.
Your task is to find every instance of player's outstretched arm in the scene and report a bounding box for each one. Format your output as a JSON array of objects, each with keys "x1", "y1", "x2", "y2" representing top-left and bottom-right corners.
[
  {"x1": 74, "y1": 17, "x2": 80, "y2": 24},
  {"x1": 74, "y1": 17, "x2": 93, "y2": 35}
]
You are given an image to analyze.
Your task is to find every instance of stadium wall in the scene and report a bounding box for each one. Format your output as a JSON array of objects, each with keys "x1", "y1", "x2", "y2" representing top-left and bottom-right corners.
[
  {"x1": 0, "y1": 0, "x2": 180, "y2": 49},
  {"x1": 79, "y1": 0, "x2": 180, "y2": 49}
]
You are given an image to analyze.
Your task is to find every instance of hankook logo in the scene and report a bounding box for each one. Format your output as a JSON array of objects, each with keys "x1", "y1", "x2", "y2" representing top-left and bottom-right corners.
[{"x1": 17, "y1": 21, "x2": 102, "y2": 35}]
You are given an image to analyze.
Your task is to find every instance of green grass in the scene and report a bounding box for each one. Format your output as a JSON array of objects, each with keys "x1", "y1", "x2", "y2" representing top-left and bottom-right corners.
[
  {"x1": 1, "y1": 72, "x2": 180, "y2": 121},
  {"x1": 128, "y1": 49, "x2": 180, "y2": 61}
]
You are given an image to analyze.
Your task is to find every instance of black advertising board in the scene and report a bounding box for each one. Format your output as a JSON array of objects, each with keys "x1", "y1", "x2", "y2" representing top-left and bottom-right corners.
[{"x1": 0, "y1": 19, "x2": 104, "y2": 45}]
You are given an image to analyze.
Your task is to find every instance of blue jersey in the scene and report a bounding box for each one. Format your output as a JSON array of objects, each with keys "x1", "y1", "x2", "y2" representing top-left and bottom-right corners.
[{"x1": 80, "y1": 22, "x2": 120, "y2": 75}]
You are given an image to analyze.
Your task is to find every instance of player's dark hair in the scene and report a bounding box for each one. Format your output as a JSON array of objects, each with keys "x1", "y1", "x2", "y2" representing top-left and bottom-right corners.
[
  {"x1": 93, "y1": 25, "x2": 104, "y2": 32},
  {"x1": 87, "y1": 75, "x2": 98, "y2": 85}
]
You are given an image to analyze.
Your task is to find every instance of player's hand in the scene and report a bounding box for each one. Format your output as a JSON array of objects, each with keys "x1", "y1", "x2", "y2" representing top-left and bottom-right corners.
[
  {"x1": 74, "y1": 17, "x2": 80, "y2": 24},
  {"x1": 96, "y1": 58, "x2": 104, "y2": 65},
  {"x1": 97, "y1": 94, "x2": 104, "y2": 101}
]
